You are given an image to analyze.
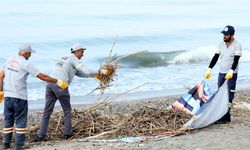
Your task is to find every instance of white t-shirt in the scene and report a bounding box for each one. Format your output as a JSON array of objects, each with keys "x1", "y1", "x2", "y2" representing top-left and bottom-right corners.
[
  {"x1": 50, "y1": 54, "x2": 96, "y2": 85},
  {"x1": 2, "y1": 56, "x2": 40, "y2": 100},
  {"x1": 215, "y1": 39, "x2": 242, "y2": 73}
]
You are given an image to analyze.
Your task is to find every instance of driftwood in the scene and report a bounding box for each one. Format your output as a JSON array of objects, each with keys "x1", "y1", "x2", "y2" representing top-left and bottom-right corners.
[{"x1": 0, "y1": 99, "x2": 192, "y2": 143}]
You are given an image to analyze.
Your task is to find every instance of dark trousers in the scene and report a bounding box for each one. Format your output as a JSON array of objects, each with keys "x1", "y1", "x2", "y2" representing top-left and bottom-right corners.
[
  {"x1": 3, "y1": 97, "x2": 28, "y2": 145},
  {"x1": 218, "y1": 73, "x2": 237, "y2": 121},
  {"x1": 38, "y1": 83, "x2": 72, "y2": 138}
]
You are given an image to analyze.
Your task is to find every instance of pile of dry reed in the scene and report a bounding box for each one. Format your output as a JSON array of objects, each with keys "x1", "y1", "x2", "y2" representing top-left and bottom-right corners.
[{"x1": 0, "y1": 102, "x2": 192, "y2": 143}]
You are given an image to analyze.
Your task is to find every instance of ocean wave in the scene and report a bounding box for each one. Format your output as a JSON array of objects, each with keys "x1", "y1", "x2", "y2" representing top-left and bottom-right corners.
[
  {"x1": 103, "y1": 47, "x2": 250, "y2": 68},
  {"x1": 116, "y1": 51, "x2": 185, "y2": 67},
  {"x1": 172, "y1": 47, "x2": 250, "y2": 64},
  {"x1": 172, "y1": 46, "x2": 215, "y2": 64},
  {"x1": 116, "y1": 47, "x2": 215, "y2": 67}
]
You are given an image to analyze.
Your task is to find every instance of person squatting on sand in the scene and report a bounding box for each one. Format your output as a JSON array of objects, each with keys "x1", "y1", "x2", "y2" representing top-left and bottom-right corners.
[
  {"x1": 34, "y1": 44, "x2": 99, "y2": 142},
  {"x1": 204, "y1": 25, "x2": 242, "y2": 123},
  {"x1": 0, "y1": 44, "x2": 68, "y2": 150}
]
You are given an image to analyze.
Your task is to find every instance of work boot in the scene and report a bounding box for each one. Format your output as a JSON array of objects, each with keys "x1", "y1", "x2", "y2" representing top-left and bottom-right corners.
[
  {"x1": 63, "y1": 134, "x2": 73, "y2": 140},
  {"x1": 15, "y1": 143, "x2": 29, "y2": 150},
  {"x1": 215, "y1": 111, "x2": 231, "y2": 124},
  {"x1": 2, "y1": 142, "x2": 10, "y2": 149},
  {"x1": 214, "y1": 119, "x2": 230, "y2": 124},
  {"x1": 34, "y1": 135, "x2": 46, "y2": 142}
]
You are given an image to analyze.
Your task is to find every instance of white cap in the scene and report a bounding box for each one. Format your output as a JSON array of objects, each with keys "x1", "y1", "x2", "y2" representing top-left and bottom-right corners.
[
  {"x1": 71, "y1": 44, "x2": 86, "y2": 53},
  {"x1": 19, "y1": 44, "x2": 36, "y2": 53}
]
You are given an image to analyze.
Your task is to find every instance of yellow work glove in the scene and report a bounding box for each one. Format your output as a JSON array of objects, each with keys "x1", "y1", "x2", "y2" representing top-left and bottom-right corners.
[
  {"x1": 0, "y1": 91, "x2": 4, "y2": 103},
  {"x1": 56, "y1": 79, "x2": 68, "y2": 89},
  {"x1": 225, "y1": 69, "x2": 234, "y2": 79},
  {"x1": 95, "y1": 73, "x2": 102, "y2": 80},
  {"x1": 204, "y1": 68, "x2": 212, "y2": 79},
  {"x1": 95, "y1": 69, "x2": 110, "y2": 78}
]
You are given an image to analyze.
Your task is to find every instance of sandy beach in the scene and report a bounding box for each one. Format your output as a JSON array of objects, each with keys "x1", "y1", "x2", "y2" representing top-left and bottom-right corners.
[
  {"x1": 29, "y1": 124, "x2": 250, "y2": 150},
  {"x1": 1, "y1": 89, "x2": 250, "y2": 150}
]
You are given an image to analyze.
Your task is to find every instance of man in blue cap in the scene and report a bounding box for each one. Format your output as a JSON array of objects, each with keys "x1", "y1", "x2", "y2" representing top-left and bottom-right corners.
[{"x1": 204, "y1": 25, "x2": 242, "y2": 123}]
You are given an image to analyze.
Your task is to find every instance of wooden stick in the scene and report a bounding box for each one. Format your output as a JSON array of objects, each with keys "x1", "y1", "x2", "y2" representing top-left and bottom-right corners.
[
  {"x1": 55, "y1": 115, "x2": 62, "y2": 132},
  {"x1": 108, "y1": 35, "x2": 119, "y2": 63},
  {"x1": 83, "y1": 129, "x2": 119, "y2": 140}
]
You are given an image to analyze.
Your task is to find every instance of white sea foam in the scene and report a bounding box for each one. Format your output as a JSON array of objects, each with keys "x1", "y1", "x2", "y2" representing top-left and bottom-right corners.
[
  {"x1": 172, "y1": 46, "x2": 217, "y2": 64},
  {"x1": 172, "y1": 46, "x2": 250, "y2": 64}
]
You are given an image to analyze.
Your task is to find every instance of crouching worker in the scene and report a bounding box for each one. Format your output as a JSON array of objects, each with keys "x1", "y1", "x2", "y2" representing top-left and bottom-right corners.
[
  {"x1": 0, "y1": 44, "x2": 68, "y2": 150},
  {"x1": 34, "y1": 44, "x2": 98, "y2": 142}
]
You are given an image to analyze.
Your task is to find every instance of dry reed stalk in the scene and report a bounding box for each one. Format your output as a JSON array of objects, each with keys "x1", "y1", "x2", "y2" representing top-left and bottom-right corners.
[
  {"x1": 93, "y1": 37, "x2": 120, "y2": 94},
  {"x1": 93, "y1": 39, "x2": 148, "y2": 94},
  {"x1": 55, "y1": 115, "x2": 62, "y2": 132},
  {"x1": 11, "y1": 105, "x2": 191, "y2": 143}
]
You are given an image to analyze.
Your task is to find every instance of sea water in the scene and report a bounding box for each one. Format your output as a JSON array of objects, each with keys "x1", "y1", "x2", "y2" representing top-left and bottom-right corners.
[{"x1": 0, "y1": 0, "x2": 250, "y2": 111}]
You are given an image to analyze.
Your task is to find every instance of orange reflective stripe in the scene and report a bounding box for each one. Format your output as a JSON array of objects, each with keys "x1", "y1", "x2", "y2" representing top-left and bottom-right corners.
[
  {"x1": 3, "y1": 127, "x2": 14, "y2": 134},
  {"x1": 15, "y1": 128, "x2": 27, "y2": 131},
  {"x1": 3, "y1": 127, "x2": 14, "y2": 131},
  {"x1": 3, "y1": 130, "x2": 13, "y2": 134},
  {"x1": 16, "y1": 131, "x2": 26, "y2": 134},
  {"x1": 15, "y1": 128, "x2": 27, "y2": 134}
]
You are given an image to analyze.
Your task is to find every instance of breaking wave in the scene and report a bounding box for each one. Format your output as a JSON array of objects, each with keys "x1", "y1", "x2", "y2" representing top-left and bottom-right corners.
[
  {"x1": 117, "y1": 51, "x2": 184, "y2": 67},
  {"x1": 113, "y1": 46, "x2": 250, "y2": 68},
  {"x1": 115, "y1": 46, "x2": 215, "y2": 67}
]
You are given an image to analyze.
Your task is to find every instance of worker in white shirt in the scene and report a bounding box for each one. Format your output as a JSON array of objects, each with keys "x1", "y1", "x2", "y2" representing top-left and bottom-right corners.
[
  {"x1": 34, "y1": 44, "x2": 98, "y2": 142},
  {"x1": 204, "y1": 25, "x2": 242, "y2": 123},
  {"x1": 0, "y1": 44, "x2": 67, "y2": 150}
]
